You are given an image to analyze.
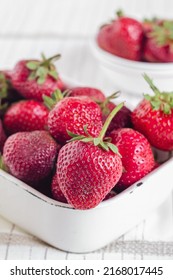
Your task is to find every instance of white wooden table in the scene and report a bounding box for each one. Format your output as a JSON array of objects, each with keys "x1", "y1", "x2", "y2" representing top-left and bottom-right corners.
[{"x1": 0, "y1": 0, "x2": 173, "y2": 260}]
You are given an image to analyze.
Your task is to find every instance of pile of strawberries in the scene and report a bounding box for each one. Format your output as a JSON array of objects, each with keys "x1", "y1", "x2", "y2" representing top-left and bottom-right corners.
[
  {"x1": 97, "y1": 11, "x2": 173, "y2": 62},
  {"x1": 0, "y1": 53, "x2": 173, "y2": 210}
]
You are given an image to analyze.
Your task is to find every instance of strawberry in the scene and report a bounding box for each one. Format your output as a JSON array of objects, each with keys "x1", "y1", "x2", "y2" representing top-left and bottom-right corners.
[
  {"x1": 45, "y1": 91, "x2": 103, "y2": 144},
  {"x1": 132, "y1": 74, "x2": 173, "y2": 151},
  {"x1": 11, "y1": 53, "x2": 65, "y2": 101},
  {"x1": 3, "y1": 130, "x2": 60, "y2": 185},
  {"x1": 97, "y1": 11, "x2": 144, "y2": 61},
  {"x1": 69, "y1": 87, "x2": 106, "y2": 102},
  {"x1": 97, "y1": 24, "x2": 116, "y2": 54},
  {"x1": 3, "y1": 100, "x2": 49, "y2": 135},
  {"x1": 110, "y1": 128, "x2": 155, "y2": 192},
  {"x1": 56, "y1": 103, "x2": 123, "y2": 209},
  {"x1": 0, "y1": 119, "x2": 6, "y2": 153},
  {"x1": 143, "y1": 20, "x2": 173, "y2": 62},
  {"x1": 100, "y1": 93, "x2": 132, "y2": 134},
  {"x1": 51, "y1": 173, "x2": 67, "y2": 203}
]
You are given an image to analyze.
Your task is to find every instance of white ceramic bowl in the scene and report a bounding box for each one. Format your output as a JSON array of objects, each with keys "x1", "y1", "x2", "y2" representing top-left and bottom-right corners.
[
  {"x1": 0, "y1": 149, "x2": 173, "y2": 253},
  {"x1": 91, "y1": 38, "x2": 173, "y2": 95}
]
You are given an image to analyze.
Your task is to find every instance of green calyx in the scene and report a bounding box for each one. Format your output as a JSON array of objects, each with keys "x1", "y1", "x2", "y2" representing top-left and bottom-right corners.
[
  {"x1": 97, "y1": 91, "x2": 120, "y2": 115},
  {"x1": 143, "y1": 73, "x2": 173, "y2": 114},
  {"x1": 0, "y1": 72, "x2": 9, "y2": 114},
  {"x1": 0, "y1": 155, "x2": 8, "y2": 172},
  {"x1": 150, "y1": 20, "x2": 173, "y2": 46},
  {"x1": 26, "y1": 53, "x2": 61, "y2": 85},
  {"x1": 116, "y1": 10, "x2": 124, "y2": 18},
  {"x1": 67, "y1": 102, "x2": 124, "y2": 156},
  {"x1": 43, "y1": 89, "x2": 71, "y2": 110}
]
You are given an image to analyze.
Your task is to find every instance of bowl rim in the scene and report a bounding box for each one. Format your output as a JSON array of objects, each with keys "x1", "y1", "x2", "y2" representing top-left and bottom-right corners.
[{"x1": 1, "y1": 157, "x2": 172, "y2": 211}]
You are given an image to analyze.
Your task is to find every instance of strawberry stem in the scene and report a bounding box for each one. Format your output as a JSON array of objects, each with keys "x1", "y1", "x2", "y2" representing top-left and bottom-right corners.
[
  {"x1": 99, "y1": 102, "x2": 124, "y2": 139},
  {"x1": 143, "y1": 73, "x2": 173, "y2": 114},
  {"x1": 98, "y1": 91, "x2": 120, "y2": 115},
  {"x1": 43, "y1": 89, "x2": 71, "y2": 110},
  {"x1": 41, "y1": 53, "x2": 61, "y2": 67},
  {"x1": 143, "y1": 73, "x2": 160, "y2": 96},
  {"x1": 67, "y1": 102, "x2": 124, "y2": 155},
  {"x1": 116, "y1": 10, "x2": 124, "y2": 18}
]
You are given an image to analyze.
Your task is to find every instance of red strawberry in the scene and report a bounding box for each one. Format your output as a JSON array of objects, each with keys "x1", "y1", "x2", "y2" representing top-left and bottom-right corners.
[
  {"x1": 3, "y1": 100, "x2": 49, "y2": 135},
  {"x1": 97, "y1": 22, "x2": 118, "y2": 54},
  {"x1": 3, "y1": 130, "x2": 60, "y2": 185},
  {"x1": 100, "y1": 93, "x2": 132, "y2": 134},
  {"x1": 110, "y1": 128, "x2": 155, "y2": 192},
  {"x1": 51, "y1": 173, "x2": 67, "y2": 203},
  {"x1": 97, "y1": 11, "x2": 144, "y2": 61},
  {"x1": 11, "y1": 54, "x2": 65, "y2": 101},
  {"x1": 143, "y1": 20, "x2": 173, "y2": 62},
  {"x1": 47, "y1": 94, "x2": 103, "y2": 144},
  {"x1": 0, "y1": 119, "x2": 6, "y2": 153},
  {"x1": 56, "y1": 103, "x2": 123, "y2": 209},
  {"x1": 132, "y1": 74, "x2": 173, "y2": 151},
  {"x1": 69, "y1": 87, "x2": 106, "y2": 102}
]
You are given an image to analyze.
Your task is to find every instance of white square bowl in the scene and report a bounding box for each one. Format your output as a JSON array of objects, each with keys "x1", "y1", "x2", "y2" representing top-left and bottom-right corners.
[{"x1": 0, "y1": 149, "x2": 173, "y2": 253}]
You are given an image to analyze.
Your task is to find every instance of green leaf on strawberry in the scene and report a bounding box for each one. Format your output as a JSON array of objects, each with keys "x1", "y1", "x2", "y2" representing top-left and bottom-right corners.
[
  {"x1": 26, "y1": 53, "x2": 61, "y2": 85},
  {"x1": 143, "y1": 73, "x2": 173, "y2": 114},
  {"x1": 67, "y1": 102, "x2": 124, "y2": 156}
]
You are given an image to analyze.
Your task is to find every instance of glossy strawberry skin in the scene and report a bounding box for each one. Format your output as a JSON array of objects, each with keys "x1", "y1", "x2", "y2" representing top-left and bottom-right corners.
[
  {"x1": 3, "y1": 130, "x2": 60, "y2": 185},
  {"x1": 143, "y1": 38, "x2": 173, "y2": 62},
  {"x1": 97, "y1": 24, "x2": 116, "y2": 54},
  {"x1": 97, "y1": 17, "x2": 144, "y2": 61},
  {"x1": 3, "y1": 100, "x2": 49, "y2": 135},
  {"x1": 51, "y1": 173, "x2": 67, "y2": 203},
  {"x1": 69, "y1": 87, "x2": 106, "y2": 102},
  {"x1": 0, "y1": 119, "x2": 6, "y2": 152},
  {"x1": 132, "y1": 99, "x2": 173, "y2": 151},
  {"x1": 56, "y1": 141, "x2": 123, "y2": 209},
  {"x1": 48, "y1": 96, "x2": 103, "y2": 144},
  {"x1": 11, "y1": 60, "x2": 64, "y2": 101},
  {"x1": 102, "y1": 102, "x2": 132, "y2": 135},
  {"x1": 110, "y1": 128, "x2": 155, "y2": 192}
]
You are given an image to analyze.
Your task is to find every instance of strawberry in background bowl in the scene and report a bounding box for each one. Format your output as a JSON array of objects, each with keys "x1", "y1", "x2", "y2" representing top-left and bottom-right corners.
[{"x1": 92, "y1": 12, "x2": 173, "y2": 95}]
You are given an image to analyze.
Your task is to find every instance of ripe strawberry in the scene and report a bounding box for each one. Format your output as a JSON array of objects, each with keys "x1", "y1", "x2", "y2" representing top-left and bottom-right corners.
[
  {"x1": 46, "y1": 92, "x2": 103, "y2": 144},
  {"x1": 3, "y1": 130, "x2": 60, "y2": 185},
  {"x1": 56, "y1": 103, "x2": 123, "y2": 209},
  {"x1": 69, "y1": 87, "x2": 106, "y2": 102},
  {"x1": 51, "y1": 173, "x2": 67, "y2": 203},
  {"x1": 97, "y1": 24, "x2": 116, "y2": 54},
  {"x1": 100, "y1": 93, "x2": 132, "y2": 134},
  {"x1": 132, "y1": 74, "x2": 173, "y2": 151},
  {"x1": 11, "y1": 53, "x2": 65, "y2": 101},
  {"x1": 143, "y1": 20, "x2": 173, "y2": 62},
  {"x1": 110, "y1": 128, "x2": 155, "y2": 192},
  {"x1": 0, "y1": 119, "x2": 6, "y2": 153},
  {"x1": 97, "y1": 11, "x2": 144, "y2": 61},
  {"x1": 3, "y1": 100, "x2": 49, "y2": 135}
]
